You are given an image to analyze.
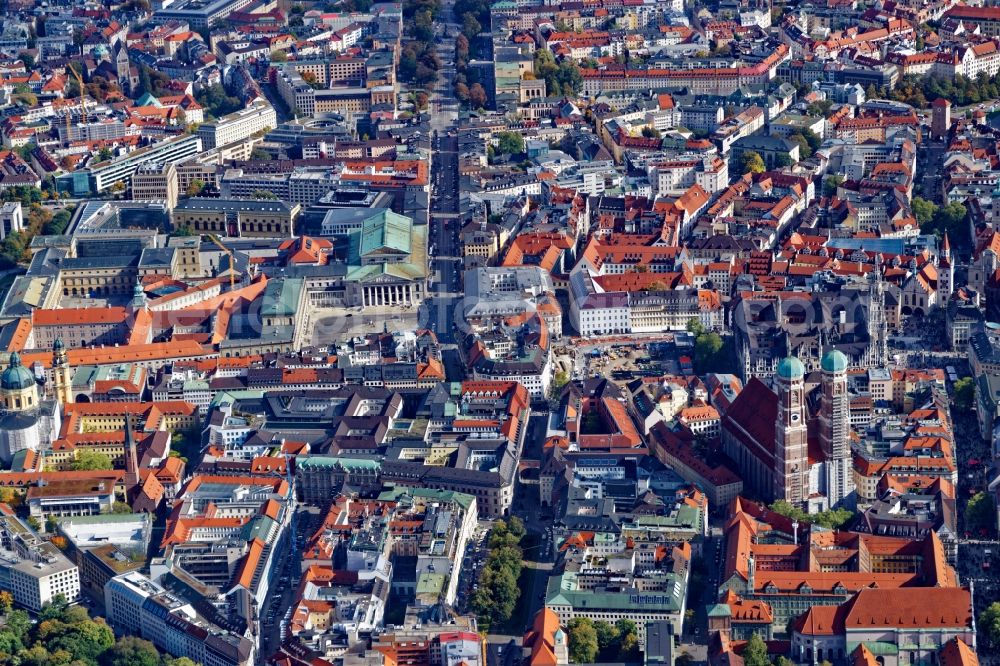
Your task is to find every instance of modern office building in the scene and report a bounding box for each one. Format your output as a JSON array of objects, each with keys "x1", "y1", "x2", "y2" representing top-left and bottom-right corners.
[
  {"x1": 197, "y1": 100, "x2": 276, "y2": 150},
  {"x1": 0, "y1": 510, "x2": 80, "y2": 611},
  {"x1": 131, "y1": 162, "x2": 179, "y2": 210},
  {"x1": 105, "y1": 571, "x2": 255, "y2": 666},
  {"x1": 60, "y1": 134, "x2": 202, "y2": 195}
]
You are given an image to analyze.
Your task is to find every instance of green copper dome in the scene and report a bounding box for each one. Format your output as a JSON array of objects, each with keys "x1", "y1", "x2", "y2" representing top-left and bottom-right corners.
[
  {"x1": 776, "y1": 356, "x2": 805, "y2": 380},
  {"x1": 821, "y1": 349, "x2": 849, "y2": 373},
  {"x1": 1, "y1": 353, "x2": 35, "y2": 391}
]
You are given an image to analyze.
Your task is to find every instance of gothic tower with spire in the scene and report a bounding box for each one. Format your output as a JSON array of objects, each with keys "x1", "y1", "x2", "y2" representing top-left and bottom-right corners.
[
  {"x1": 124, "y1": 412, "x2": 140, "y2": 490},
  {"x1": 938, "y1": 232, "x2": 954, "y2": 306}
]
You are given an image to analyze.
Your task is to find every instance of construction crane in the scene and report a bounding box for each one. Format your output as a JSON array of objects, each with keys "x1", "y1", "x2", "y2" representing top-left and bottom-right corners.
[{"x1": 208, "y1": 234, "x2": 237, "y2": 289}]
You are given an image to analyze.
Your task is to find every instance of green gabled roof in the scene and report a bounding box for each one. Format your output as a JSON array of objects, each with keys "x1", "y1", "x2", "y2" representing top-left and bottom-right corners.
[
  {"x1": 377, "y1": 486, "x2": 475, "y2": 510},
  {"x1": 210, "y1": 389, "x2": 265, "y2": 408},
  {"x1": 359, "y1": 209, "x2": 413, "y2": 257},
  {"x1": 240, "y1": 516, "x2": 276, "y2": 542},
  {"x1": 707, "y1": 604, "x2": 731, "y2": 617},
  {"x1": 260, "y1": 278, "x2": 303, "y2": 317},
  {"x1": 135, "y1": 92, "x2": 161, "y2": 107}
]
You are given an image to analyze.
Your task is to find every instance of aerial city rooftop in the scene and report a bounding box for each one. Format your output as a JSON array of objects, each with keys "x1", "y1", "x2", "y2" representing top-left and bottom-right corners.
[{"x1": 0, "y1": 0, "x2": 996, "y2": 665}]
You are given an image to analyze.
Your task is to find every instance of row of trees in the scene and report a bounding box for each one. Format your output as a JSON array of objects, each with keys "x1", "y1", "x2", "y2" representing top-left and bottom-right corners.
[
  {"x1": 400, "y1": 0, "x2": 443, "y2": 92},
  {"x1": 768, "y1": 499, "x2": 854, "y2": 530},
  {"x1": 0, "y1": 594, "x2": 187, "y2": 666},
  {"x1": 891, "y1": 72, "x2": 1000, "y2": 109},
  {"x1": 452, "y1": 33, "x2": 488, "y2": 108},
  {"x1": 470, "y1": 517, "x2": 525, "y2": 632},
  {"x1": 566, "y1": 618, "x2": 640, "y2": 664},
  {"x1": 399, "y1": 41, "x2": 441, "y2": 91}
]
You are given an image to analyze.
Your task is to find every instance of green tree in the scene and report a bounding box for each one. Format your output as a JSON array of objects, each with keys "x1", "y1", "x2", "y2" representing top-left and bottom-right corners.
[
  {"x1": 926, "y1": 201, "x2": 967, "y2": 240},
  {"x1": 185, "y1": 179, "x2": 206, "y2": 197},
  {"x1": 110, "y1": 502, "x2": 132, "y2": 514},
  {"x1": 774, "y1": 153, "x2": 792, "y2": 168},
  {"x1": 104, "y1": 637, "x2": 160, "y2": 666},
  {"x1": 966, "y1": 492, "x2": 995, "y2": 533},
  {"x1": 506, "y1": 516, "x2": 526, "y2": 538},
  {"x1": 769, "y1": 500, "x2": 853, "y2": 530},
  {"x1": 270, "y1": 50, "x2": 288, "y2": 63},
  {"x1": 694, "y1": 332, "x2": 725, "y2": 372},
  {"x1": 567, "y1": 618, "x2": 599, "y2": 663},
  {"x1": 461, "y1": 12, "x2": 481, "y2": 39},
  {"x1": 980, "y1": 601, "x2": 1000, "y2": 645},
  {"x1": 741, "y1": 151, "x2": 766, "y2": 174},
  {"x1": 71, "y1": 451, "x2": 112, "y2": 471},
  {"x1": 550, "y1": 371, "x2": 570, "y2": 397},
  {"x1": 194, "y1": 84, "x2": 242, "y2": 119},
  {"x1": 5, "y1": 609, "x2": 30, "y2": 640},
  {"x1": 250, "y1": 189, "x2": 278, "y2": 200},
  {"x1": 615, "y1": 619, "x2": 638, "y2": 661},
  {"x1": 743, "y1": 633, "x2": 770, "y2": 666},
  {"x1": 593, "y1": 621, "x2": 619, "y2": 658},
  {"x1": 686, "y1": 318, "x2": 706, "y2": 336},
  {"x1": 38, "y1": 594, "x2": 70, "y2": 621},
  {"x1": 164, "y1": 659, "x2": 199, "y2": 666},
  {"x1": 954, "y1": 376, "x2": 975, "y2": 411},
  {"x1": 823, "y1": 175, "x2": 844, "y2": 197},
  {"x1": 806, "y1": 100, "x2": 834, "y2": 118},
  {"x1": 641, "y1": 126, "x2": 662, "y2": 139},
  {"x1": 789, "y1": 133, "x2": 812, "y2": 159},
  {"x1": 912, "y1": 197, "x2": 937, "y2": 226},
  {"x1": 495, "y1": 131, "x2": 524, "y2": 155}
]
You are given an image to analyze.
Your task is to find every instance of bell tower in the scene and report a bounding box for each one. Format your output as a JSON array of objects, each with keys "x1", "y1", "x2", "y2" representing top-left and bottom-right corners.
[
  {"x1": 52, "y1": 339, "x2": 72, "y2": 405},
  {"x1": 774, "y1": 356, "x2": 809, "y2": 507}
]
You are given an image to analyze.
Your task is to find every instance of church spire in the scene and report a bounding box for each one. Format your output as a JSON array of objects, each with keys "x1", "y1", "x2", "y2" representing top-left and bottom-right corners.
[{"x1": 124, "y1": 412, "x2": 139, "y2": 489}]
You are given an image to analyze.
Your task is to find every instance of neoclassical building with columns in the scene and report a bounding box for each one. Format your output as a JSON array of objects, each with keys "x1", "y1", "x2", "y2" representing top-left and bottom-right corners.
[
  {"x1": 346, "y1": 209, "x2": 427, "y2": 310},
  {"x1": 262, "y1": 210, "x2": 427, "y2": 311}
]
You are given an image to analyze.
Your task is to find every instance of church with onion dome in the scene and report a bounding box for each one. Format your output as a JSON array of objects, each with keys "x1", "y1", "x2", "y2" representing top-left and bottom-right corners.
[
  {"x1": 720, "y1": 350, "x2": 856, "y2": 512},
  {"x1": 0, "y1": 350, "x2": 60, "y2": 465}
]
